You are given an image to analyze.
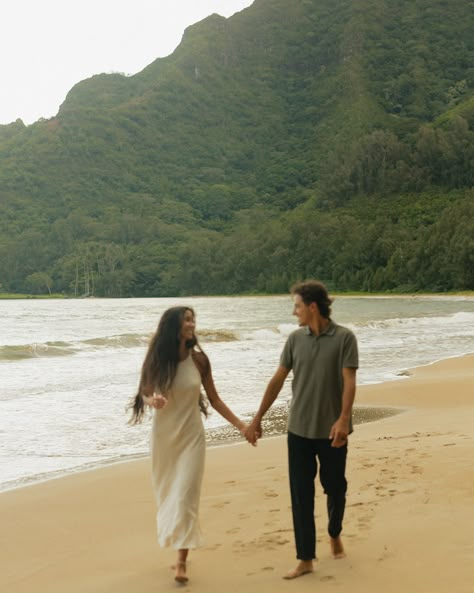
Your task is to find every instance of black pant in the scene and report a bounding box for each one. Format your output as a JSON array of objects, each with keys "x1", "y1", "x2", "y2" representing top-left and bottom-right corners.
[{"x1": 288, "y1": 432, "x2": 348, "y2": 560}]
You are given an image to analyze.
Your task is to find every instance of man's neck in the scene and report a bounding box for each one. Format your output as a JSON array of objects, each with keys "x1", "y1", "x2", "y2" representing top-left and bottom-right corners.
[{"x1": 308, "y1": 316, "x2": 330, "y2": 336}]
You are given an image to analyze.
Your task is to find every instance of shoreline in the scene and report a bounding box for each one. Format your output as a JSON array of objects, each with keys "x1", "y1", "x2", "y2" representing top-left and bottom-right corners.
[
  {"x1": 2, "y1": 349, "x2": 472, "y2": 494},
  {"x1": 0, "y1": 403, "x2": 402, "y2": 495},
  {"x1": 1, "y1": 291, "x2": 473, "y2": 300},
  {"x1": 1, "y1": 353, "x2": 473, "y2": 593}
]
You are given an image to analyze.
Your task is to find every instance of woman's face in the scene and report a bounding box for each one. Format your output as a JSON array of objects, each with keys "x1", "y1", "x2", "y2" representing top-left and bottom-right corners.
[{"x1": 180, "y1": 309, "x2": 195, "y2": 342}]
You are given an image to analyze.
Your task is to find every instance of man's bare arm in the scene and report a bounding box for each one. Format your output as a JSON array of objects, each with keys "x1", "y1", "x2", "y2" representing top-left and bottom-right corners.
[
  {"x1": 330, "y1": 367, "x2": 356, "y2": 447},
  {"x1": 245, "y1": 365, "x2": 290, "y2": 445}
]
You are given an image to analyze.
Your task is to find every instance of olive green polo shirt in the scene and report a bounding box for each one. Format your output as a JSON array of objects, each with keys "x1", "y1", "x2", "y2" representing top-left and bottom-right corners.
[{"x1": 280, "y1": 321, "x2": 359, "y2": 439}]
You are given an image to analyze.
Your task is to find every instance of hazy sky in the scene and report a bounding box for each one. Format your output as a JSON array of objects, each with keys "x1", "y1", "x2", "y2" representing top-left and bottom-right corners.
[{"x1": 0, "y1": 0, "x2": 254, "y2": 125}]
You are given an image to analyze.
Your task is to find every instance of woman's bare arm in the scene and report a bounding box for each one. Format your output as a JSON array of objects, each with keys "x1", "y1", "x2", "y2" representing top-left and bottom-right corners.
[{"x1": 200, "y1": 358, "x2": 246, "y2": 432}]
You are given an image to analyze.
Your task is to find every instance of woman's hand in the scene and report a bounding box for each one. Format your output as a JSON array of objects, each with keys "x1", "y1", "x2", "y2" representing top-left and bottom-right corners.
[
  {"x1": 151, "y1": 394, "x2": 168, "y2": 409},
  {"x1": 236, "y1": 420, "x2": 248, "y2": 436},
  {"x1": 143, "y1": 393, "x2": 168, "y2": 409},
  {"x1": 244, "y1": 418, "x2": 262, "y2": 446}
]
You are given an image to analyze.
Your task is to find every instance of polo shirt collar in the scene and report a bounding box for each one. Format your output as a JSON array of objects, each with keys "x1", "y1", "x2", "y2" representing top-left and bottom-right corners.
[{"x1": 304, "y1": 320, "x2": 336, "y2": 337}]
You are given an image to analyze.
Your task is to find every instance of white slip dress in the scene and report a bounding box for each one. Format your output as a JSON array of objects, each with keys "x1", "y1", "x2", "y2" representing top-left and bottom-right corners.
[{"x1": 151, "y1": 354, "x2": 205, "y2": 549}]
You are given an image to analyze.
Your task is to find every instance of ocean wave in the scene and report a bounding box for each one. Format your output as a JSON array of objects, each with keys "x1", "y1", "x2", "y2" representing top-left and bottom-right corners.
[
  {"x1": 242, "y1": 328, "x2": 281, "y2": 341},
  {"x1": 0, "y1": 328, "x2": 275, "y2": 360},
  {"x1": 0, "y1": 333, "x2": 150, "y2": 362},
  {"x1": 238, "y1": 325, "x2": 298, "y2": 341},
  {"x1": 0, "y1": 342, "x2": 77, "y2": 361},
  {"x1": 83, "y1": 334, "x2": 150, "y2": 348},
  {"x1": 197, "y1": 329, "x2": 239, "y2": 342},
  {"x1": 4, "y1": 309, "x2": 470, "y2": 363},
  {"x1": 277, "y1": 323, "x2": 297, "y2": 336},
  {"x1": 351, "y1": 311, "x2": 474, "y2": 330}
]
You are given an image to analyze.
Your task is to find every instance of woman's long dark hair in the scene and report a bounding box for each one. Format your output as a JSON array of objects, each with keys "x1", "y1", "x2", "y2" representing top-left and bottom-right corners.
[{"x1": 128, "y1": 306, "x2": 209, "y2": 424}]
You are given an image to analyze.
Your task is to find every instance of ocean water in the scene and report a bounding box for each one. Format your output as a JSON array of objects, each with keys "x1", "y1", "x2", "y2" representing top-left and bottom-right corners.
[{"x1": 0, "y1": 295, "x2": 473, "y2": 492}]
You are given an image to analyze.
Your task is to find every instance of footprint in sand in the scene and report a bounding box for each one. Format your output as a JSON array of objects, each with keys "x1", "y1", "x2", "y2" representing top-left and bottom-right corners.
[
  {"x1": 264, "y1": 490, "x2": 279, "y2": 498},
  {"x1": 206, "y1": 543, "x2": 222, "y2": 551},
  {"x1": 377, "y1": 545, "x2": 391, "y2": 561},
  {"x1": 211, "y1": 500, "x2": 231, "y2": 509},
  {"x1": 226, "y1": 527, "x2": 240, "y2": 534},
  {"x1": 358, "y1": 515, "x2": 371, "y2": 528},
  {"x1": 257, "y1": 532, "x2": 291, "y2": 548},
  {"x1": 321, "y1": 575, "x2": 336, "y2": 582},
  {"x1": 263, "y1": 529, "x2": 293, "y2": 535}
]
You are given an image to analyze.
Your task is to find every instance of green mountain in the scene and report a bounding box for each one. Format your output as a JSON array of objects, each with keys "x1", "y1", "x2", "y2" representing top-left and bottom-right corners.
[{"x1": 0, "y1": 0, "x2": 472, "y2": 296}]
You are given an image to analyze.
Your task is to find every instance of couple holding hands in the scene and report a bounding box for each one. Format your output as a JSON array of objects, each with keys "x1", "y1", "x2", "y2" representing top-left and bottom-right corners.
[{"x1": 129, "y1": 280, "x2": 358, "y2": 584}]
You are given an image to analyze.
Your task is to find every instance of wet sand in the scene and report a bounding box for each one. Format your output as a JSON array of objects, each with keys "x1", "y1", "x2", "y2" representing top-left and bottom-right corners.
[{"x1": 206, "y1": 401, "x2": 401, "y2": 446}]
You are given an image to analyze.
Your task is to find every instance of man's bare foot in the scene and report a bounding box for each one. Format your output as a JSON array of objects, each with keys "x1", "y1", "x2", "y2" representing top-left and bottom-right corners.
[
  {"x1": 174, "y1": 561, "x2": 188, "y2": 584},
  {"x1": 282, "y1": 560, "x2": 314, "y2": 579},
  {"x1": 330, "y1": 536, "x2": 346, "y2": 559}
]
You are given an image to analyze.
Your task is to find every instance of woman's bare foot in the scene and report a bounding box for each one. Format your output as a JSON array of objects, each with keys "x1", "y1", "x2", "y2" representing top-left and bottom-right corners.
[
  {"x1": 282, "y1": 559, "x2": 314, "y2": 579},
  {"x1": 330, "y1": 536, "x2": 346, "y2": 558},
  {"x1": 174, "y1": 561, "x2": 188, "y2": 584}
]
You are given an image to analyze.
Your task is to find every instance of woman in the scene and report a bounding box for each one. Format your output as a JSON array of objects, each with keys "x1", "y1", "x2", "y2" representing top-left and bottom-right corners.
[{"x1": 129, "y1": 306, "x2": 246, "y2": 584}]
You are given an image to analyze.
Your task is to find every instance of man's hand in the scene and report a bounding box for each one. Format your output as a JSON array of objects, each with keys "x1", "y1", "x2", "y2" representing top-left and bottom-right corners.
[
  {"x1": 244, "y1": 418, "x2": 262, "y2": 446},
  {"x1": 329, "y1": 416, "x2": 350, "y2": 448}
]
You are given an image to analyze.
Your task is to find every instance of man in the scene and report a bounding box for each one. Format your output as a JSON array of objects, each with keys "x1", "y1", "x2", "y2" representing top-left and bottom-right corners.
[{"x1": 245, "y1": 280, "x2": 358, "y2": 579}]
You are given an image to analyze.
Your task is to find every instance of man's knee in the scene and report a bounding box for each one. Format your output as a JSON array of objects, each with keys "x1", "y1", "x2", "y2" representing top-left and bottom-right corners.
[{"x1": 322, "y1": 477, "x2": 347, "y2": 497}]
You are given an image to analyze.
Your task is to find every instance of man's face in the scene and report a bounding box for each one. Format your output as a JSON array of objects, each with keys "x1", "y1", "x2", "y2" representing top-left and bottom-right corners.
[{"x1": 292, "y1": 294, "x2": 311, "y2": 326}]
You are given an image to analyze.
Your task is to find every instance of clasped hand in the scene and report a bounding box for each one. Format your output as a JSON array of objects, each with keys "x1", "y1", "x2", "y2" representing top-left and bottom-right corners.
[{"x1": 244, "y1": 419, "x2": 262, "y2": 446}]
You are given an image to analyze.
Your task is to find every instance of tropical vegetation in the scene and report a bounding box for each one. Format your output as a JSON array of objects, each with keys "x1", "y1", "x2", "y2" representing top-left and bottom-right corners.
[{"x1": 0, "y1": 0, "x2": 472, "y2": 296}]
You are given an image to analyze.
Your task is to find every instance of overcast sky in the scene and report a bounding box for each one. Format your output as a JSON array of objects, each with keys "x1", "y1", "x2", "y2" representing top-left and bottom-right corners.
[{"x1": 0, "y1": 0, "x2": 254, "y2": 125}]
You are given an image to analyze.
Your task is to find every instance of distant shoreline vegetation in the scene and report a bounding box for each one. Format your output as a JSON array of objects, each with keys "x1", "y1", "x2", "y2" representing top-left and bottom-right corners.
[
  {"x1": 1, "y1": 291, "x2": 473, "y2": 300},
  {"x1": 0, "y1": 293, "x2": 68, "y2": 300}
]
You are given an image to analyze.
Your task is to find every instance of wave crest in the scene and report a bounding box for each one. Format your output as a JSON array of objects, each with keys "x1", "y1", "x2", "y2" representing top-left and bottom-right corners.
[
  {"x1": 0, "y1": 342, "x2": 76, "y2": 361},
  {"x1": 0, "y1": 334, "x2": 150, "y2": 362},
  {"x1": 197, "y1": 329, "x2": 238, "y2": 342}
]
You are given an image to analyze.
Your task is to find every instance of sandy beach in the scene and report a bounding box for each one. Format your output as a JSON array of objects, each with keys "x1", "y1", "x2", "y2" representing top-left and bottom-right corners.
[{"x1": 1, "y1": 354, "x2": 473, "y2": 593}]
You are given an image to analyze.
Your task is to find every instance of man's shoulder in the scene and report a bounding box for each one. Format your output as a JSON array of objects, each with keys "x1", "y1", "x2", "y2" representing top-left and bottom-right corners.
[
  {"x1": 287, "y1": 327, "x2": 307, "y2": 341},
  {"x1": 332, "y1": 321, "x2": 357, "y2": 339},
  {"x1": 283, "y1": 327, "x2": 307, "y2": 352}
]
